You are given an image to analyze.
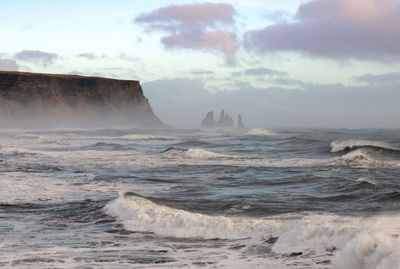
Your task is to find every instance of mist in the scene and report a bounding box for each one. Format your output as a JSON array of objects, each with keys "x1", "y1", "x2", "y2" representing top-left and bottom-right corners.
[{"x1": 143, "y1": 78, "x2": 400, "y2": 129}]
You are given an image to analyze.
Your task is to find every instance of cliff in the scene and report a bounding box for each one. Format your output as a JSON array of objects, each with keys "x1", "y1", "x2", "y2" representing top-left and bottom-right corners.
[{"x1": 0, "y1": 71, "x2": 163, "y2": 128}]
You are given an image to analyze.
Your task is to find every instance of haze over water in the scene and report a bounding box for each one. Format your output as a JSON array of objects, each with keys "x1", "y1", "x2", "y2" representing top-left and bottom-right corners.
[{"x1": 1, "y1": 127, "x2": 399, "y2": 268}]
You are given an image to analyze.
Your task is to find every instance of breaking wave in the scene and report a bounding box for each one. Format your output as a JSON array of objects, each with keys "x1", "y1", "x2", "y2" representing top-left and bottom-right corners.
[
  {"x1": 330, "y1": 140, "x2": 400, "y2": 168},
  {"x1": 331, "y1": 140, "x2": 400, "y2": 155},
  {"x1": 161, "y1": 147, "x2": 236, "y2": 159},
  {"x1": 247, "y1": 128, "x2": 274, "y2": 136},
  {"x1": 104, "y1": 193, "x2": 400, "y2": 269},
  {"x1": 104, "y1": 192, "x2": 275, "y2": 240}
]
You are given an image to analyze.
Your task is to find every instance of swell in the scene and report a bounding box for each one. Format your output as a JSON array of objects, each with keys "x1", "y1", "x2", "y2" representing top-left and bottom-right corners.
[{"x1": 1, "y1": 198, "x2": 112, "y2": 223}]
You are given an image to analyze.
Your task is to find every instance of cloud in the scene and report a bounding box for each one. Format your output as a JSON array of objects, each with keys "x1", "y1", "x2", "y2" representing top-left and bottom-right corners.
[
  {"x1": 190, "y1": 69, "x2": 215, "y2": 75},
  {"x1": 78, "y1": 53, "x2": 97, "y2": 60},
  {"x1": 135, "y1": 3, "x2": 237, "y2": 64},
  {"x1": 119, "y1": 53, "x2": 141, "y2": 62},
  {"x1": 264, "y1": 10, "x2": 291, "y2": 23},
  {"x1": 0, "y1": 59, "x2": 19, "y2": 71},
  {"x1": 15, "y1": 50, "x2": 58, "y2": 67},
  {"x1": 270, "y1": 77, "x2": 308, "y2": 87},
  {"x1": 244, "y1": 0, "x2": 400, "y2": 61},
  {"x1": 354, "y1": 72, "x2": 400, "y2": 84},
  {"x1": 244, "y1": 67, "x2": 287, "y2": 76},
  {"x1": 231, "y1": 67, "x2": 287, "y2": 78}
]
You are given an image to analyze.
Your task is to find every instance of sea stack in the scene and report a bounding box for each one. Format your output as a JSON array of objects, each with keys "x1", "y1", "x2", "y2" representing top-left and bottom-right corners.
[
  {"x1": 217, "y1": 110, "x2": 234, "y2": 128},
  {"x1": 201, "y1": 111, "x2": 217, "y2": 128},
  {"x1": 0, "y1": 71, "x2": 163, "y2": 128},
  {"x1": 237, "y1": 114, "x2": 245, "y2": 129},
  {"x1": 201, "y1": 109, "x2": 238, "y2": 129}
]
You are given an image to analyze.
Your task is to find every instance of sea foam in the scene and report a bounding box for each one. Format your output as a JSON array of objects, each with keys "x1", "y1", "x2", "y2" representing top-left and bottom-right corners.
[
  {"x1": 247, "y1": 128, "x2": 274, "y2": 136},
  {"x1": 104, "y1": 193, "x2": 400, "y2": 269}
]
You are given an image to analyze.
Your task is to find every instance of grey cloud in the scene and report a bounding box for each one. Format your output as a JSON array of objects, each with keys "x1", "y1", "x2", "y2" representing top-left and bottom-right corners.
[
  {"x1": 78, "y1": 53, "x2": 97, "y2": 60},
  {"x1": 244, "y1": 0, "x2": 400, "y2": 61},
  {"x1": 231, "y1": 68, "x2": 287, "y2": 78},
  {"x1": 354, "y1": 72, "x2": 400, "y2": 85},
  {"x1": 135, "y1": 3, "x2": 237, "y2": 64},
  {"x1": 190, "y1": 69, "x2": 215, "y2": 75},
  {"x1": 244, "y1": 67, "x2": 287, "y2": 76},
  {"x1": 270, "y1": 77, "x2": 308, "y2": 87},
  {"x1": 0, "y1": 59, "x2": 19, "y2": 71},
  {"x1": 231, "y1": 71, "x2": 242, "y2": 77},
  {"x1": 15, "y1": 50, "x2": 58, "y2": 67}
]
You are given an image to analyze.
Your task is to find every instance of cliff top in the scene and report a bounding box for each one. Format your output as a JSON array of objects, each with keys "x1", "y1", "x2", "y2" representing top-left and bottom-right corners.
[
  {"x1": 0, "y1": 71, "x2": 139, "y2": 83},
  {"x1": 0, "y1": 70, "x2": 162, "y2": 128}
]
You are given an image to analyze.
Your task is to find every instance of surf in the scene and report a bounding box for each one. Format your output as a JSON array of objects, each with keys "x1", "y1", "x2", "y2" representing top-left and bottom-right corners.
[{"x1": 104, "y1": 192, "x2": 400, "y2": 268}]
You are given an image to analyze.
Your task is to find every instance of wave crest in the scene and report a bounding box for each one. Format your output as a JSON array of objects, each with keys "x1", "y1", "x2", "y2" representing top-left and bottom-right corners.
[
  {"x1": 103, "y1": 193, "x2": 274, "y2": 240},
  {"x1": 331, "y1": 140, "x2": 392, "y2": 153},
  {"x1": 247, "y1": 128, "x2": 274, "y2": 136},
  {"x1": 162, "y1": 147, "x2": 235, "y2": 160},
  {"x1": 104, "y1": 193, "x2": 400, "y2": 268}
]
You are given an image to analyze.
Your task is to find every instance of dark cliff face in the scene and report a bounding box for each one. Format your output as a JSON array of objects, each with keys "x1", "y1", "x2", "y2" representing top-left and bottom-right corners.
[{"x1": 0, "y1": 71, "x2": 163, "y2": 128}]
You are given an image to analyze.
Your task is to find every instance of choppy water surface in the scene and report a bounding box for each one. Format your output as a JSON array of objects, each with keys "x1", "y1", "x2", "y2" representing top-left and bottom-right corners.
[{"x1": 1, "y1": 127, "x2": 400, "y2": 268}]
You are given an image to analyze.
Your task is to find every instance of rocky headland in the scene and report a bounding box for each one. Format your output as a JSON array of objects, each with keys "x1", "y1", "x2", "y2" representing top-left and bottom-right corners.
[{"x1": 0, "y1": 71, "x2": 163, "y2": 128}]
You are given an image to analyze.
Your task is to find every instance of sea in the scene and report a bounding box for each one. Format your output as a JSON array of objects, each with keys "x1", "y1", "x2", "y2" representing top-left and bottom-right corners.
[{"x1": 0, "y1": 127, "x2": 399, "y2": 268}]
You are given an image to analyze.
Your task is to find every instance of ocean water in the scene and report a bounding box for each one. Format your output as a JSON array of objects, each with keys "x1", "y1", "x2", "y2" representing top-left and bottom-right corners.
[{"x1": 1, "y1": 127, "x2": 400, "y2": 268}]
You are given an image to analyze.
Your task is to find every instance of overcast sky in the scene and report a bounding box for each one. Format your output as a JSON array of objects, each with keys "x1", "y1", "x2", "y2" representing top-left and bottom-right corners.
[{"x1": 1, "y1": 0, "x2": 400, "y2": 128}]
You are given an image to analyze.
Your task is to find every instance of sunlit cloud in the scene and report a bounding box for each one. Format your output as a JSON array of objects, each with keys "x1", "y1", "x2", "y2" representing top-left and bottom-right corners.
[
  {"x1": 244, "y1": 0, "x2": 400, "y2": 61},
  {"x1": 135, "y1": 3, "x2": 238, "y2": 64}
]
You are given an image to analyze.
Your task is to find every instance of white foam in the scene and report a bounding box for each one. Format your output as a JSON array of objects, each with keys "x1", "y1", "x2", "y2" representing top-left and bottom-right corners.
[
  {"x1": 0, "y1": 172, "x2": 80, "y2": 204},
  {"x1": 331, "y1": 140, "x2": 390, "y2": 153},
  {"x1": 335, "y1": 149, "x2": 400, "y2": 169},
  {"x1": 185, "y1": 148, "x2": 231, "y2": 159},
  {"x1": 0, "y1": 145, "x2": 40, "y2": 156},
  {"x1": 121, "y1": 134, "x2": 172, "y2": 140},
  {"x1": 247, "y1": 128, "x2": 274, "y2": 136},
  {"x1": 104, "y1": 194, "x2": 400, "y2": 269},
  {"x1": 104, "y1": 193, "x2": 277, "y2": 240},
  {"x1": 340, "y1": 148, "x2": 375, "y2": 162},
  {"x1": 161, "y1": 147, "x2": 236, "y2": 160},
  {"x1": 332, "y1": 215, "x2": 400, "y2": 269},
  {"x1": 357, "y1": 177, "x2": 378, "y2": 185},
  {"x1": 103, "y1": 196, "x2": 316, "y2": 243}
]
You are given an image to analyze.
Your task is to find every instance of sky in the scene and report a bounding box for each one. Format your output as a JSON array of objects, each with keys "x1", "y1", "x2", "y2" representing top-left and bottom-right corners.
[{"x1": 1, "y1": 0, "x2": 400, "y2": 128}]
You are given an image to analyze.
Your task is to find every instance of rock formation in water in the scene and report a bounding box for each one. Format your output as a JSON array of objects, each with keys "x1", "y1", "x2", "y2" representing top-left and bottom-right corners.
[
  {"x1": 237, "y1": 114, "x2": 245, "y2": 129},
  {"x1": 0, "y1": 71, "x2": 163, "y2": 128},
  {"x1": 217, "y1": 110, "x2": 234, "y2": 128},
  {"x1": 201, "y1": 109, "x2": 242, "y2": 129},
  {"x1": 201, "y1": 111, "x2": 217, "y2": 128}
]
